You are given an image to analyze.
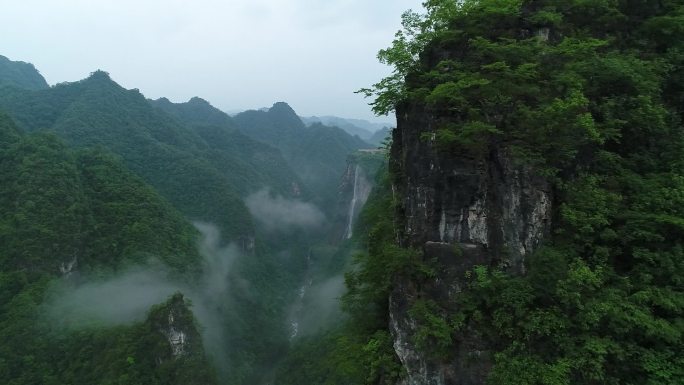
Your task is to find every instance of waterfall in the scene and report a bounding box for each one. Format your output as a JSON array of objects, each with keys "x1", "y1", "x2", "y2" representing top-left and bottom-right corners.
[{"x1": 345, "y1": 164, "x2": 360, "y2": 239}]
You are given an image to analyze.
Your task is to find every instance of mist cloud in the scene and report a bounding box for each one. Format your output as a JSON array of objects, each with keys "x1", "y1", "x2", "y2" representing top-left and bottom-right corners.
[
  {"x1": 46, "y1": 267, "x2": 180, "y2": 328},
  {"x1": 245, "y1": 189, "x2": 325, "y2": 231},
  {"x1": 195, "y1": 221, "x2": 239, "y2": 298},
  {"x1": 43, "y1": 222, "x2": 239, "y2": 370},
  {"x1": 289, "y1": 274, "x2": 347, "y2": 339}
]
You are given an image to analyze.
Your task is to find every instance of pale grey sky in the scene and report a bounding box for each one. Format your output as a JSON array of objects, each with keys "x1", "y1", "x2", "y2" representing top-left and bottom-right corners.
[{"x1": 0, "y1": 0, "x2": 424, "y2": 122}]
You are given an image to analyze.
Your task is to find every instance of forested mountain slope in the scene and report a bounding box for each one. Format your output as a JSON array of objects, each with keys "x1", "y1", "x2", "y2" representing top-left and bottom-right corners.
[
  {"x1": 0, "y1": 71, "x2": 310, "y2": 240},
  {"x1": 0, "y1": 113, "x2": 216, "y2": 384},
  {"x1": 234, "y1": 102, "x2": 371, "y2": 210},
  {"x1": 355, "y1": 1, "x2": 684, "y2": 384},
  {"x1": 0, "y1": 55, "x2": 48, "y2": 90},
  {"x1": 152, "y1": 96, "x2": 236, "y2": 128},
  {"x1": 274, "y1": 1, "x2": 684, "y2": 385},
  {"x1": 0, "y1": 65, "x2": 336, "y2": 384},
  {"x1": 150, "y1": 96, "x2": 308, "y2": 199}
]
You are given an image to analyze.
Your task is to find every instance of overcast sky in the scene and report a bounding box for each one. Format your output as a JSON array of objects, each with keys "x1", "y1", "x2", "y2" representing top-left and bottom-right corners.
[{"x1": 0, "y1": 0, "x2": 425, "y2": 123}]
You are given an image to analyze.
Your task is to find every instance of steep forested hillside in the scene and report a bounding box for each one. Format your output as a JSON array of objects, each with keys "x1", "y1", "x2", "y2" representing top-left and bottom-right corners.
[
  {"x1": 0, "y1": 113, "x2": 216, "y2": 384},
  {"x1": 345, "y1": 1, "x2": 684, "y2": 385},
  {"x1": 273, "y1": 1, "x2": 684, "y2": 385},
  {"x1": 150, "y1": 96, "x2": 308, "y2": 199},
  {"x1": 0, "y1": 55, "x2": 376, "y2": 384},
  {"x1": 152, "y1": 96, "x2": 236, "y2": 128},
  {"x1": 5, "y1": 1, "x2": 682, "y2": 382},
  {"x1": 0, "y1": 71, "x2": 253, "y2": 239},
  {"x1": 0, "y1": 55, "x2": 48, "y2": 90},
  {"x1": 235, "y1": 103, "x2": 371, "y2": 210},
  {"x1": 0, "y1": 72, "x2": 319, "y2": 241}
]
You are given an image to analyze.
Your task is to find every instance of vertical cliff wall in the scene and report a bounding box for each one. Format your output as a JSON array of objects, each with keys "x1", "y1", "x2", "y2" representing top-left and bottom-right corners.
[
  {"x1": 333, "y1": 151, "x2": 384, "y2": 242},
  {"x1": 388, "y1": 101, "x2": 552, "y2": 385}
]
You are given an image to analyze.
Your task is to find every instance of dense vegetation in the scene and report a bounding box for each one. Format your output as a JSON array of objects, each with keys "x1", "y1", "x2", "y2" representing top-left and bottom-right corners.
[
  {"x1": 0, "y1": 55, "x2": 48, "y2": 90},
  {"x1": 0, "y1": 71, "x2": 254, "y2": 238},
  {"x1": 150, "y1": 96, "x2": 309, "y2": 199},
  {"x1": 276, "y1": 163, "x2": 409, "y2": 385},
  {"x1": 349, "y1": 1, "x2": 684, "y2": 384},
  {"x1": 0, "y1": 113, "x2": 216, "y2": 384},
  {"x1": 3, "y1": 1, "x2": 682, "y2": 383},
  {"x1": 234, "y1": 102, "x2": 371, "y2": 212},
  {"x1": 0, "y1": 73, "x2": 308, "y2": 383},
  {"x1": 0, "y1": 57, "x2": 373, "y2": 384}
]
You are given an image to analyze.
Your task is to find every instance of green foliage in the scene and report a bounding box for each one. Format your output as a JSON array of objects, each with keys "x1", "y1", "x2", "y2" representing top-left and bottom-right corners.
[
  {"x1": 0, "y1": 72, "x2": 254, "y2": 239},
  {"x1": 233, "y1": 103, "x2": 370, "y2": 214},
  {"x1": 343, "y1": 168, "x2": 427, "y2": 329},
  {"x1": 150, "y1": 96, "x2": 307, "y2": 199},
  {"x1": 0, "y1": 54, "x2": 49, "y2": 90},
  {"x1": 277, "y1": 327, "x2": 403, "y2": 385},
  {"x1": 355, "y1": 1, "x2": 684, "y2": 384},
  {"x1": 408, "y1": 299, "x2": 453, "y2": 359},
  {"x1": 145, "y1": 294, "x2": 218, "y2": 385},
  {"x1": 0, "y1": 122, "x2": 215, "y2": 384},
  {"x1": 275, "y1": 329, "x2": 366, "y2": 385},
  {"x1": 274, "y1": 164, "x2": 411, "y2": 385},
  {"x1": 0, "y1": 68, "x2": 355, "y2": 385},
  {"x1": 47, "y1": 294, "x2": 218, "y2": 385},
  {"x1": 76, "y1": 149, "x2": 202, "y2": 273}
]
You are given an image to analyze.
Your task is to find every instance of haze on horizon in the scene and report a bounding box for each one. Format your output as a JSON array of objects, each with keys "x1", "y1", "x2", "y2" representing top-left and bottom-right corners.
[{"x1": 0, "y1": 0, "x2": 424, "y2": 123}]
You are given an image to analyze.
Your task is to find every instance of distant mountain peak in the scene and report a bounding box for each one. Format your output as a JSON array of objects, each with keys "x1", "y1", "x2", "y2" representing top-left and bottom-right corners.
[
  {"x1": 188, "y1": 96, "x2": 211, "y2": 106},
  {"x1": 269, "y1": 101, "x2": 296, "y2": 115},
  {"x1": 299, "y1": 115, "x2": 394, "y2": 144},
  {"x1": 78, "y1": 70, "x2": 125, "y2": 93},
  {"x1": 0, "y1": 54, "x2": 49, "y2": 90},
  {"x1": 266, "y1": 102, "x2": 305, "y2": 130},
  {"x1": 149, "y1": 95, "x2": 235, "y2": 128},
  {"x1": 81, "y1": 70, "x2": 119, "y2": 87},
  {"x1": 87, "y1": 70, "x2": 112, "y2": 81}
]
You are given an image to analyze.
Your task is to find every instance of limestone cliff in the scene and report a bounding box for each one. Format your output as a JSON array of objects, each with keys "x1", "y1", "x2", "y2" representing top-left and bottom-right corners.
[
  {"x1": 147, "y1": 293, "x2": 218, "y2": 385},
  {"x1": 388, "y1": 100, "x2": 552, "y2": 385}
]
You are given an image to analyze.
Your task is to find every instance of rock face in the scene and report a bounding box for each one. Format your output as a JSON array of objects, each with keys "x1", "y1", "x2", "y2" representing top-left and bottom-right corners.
[
  {"x1": 389, "y1": 101, "x2": 552, "y2": 385},
  {"x1": 150, "y1": 293, "x2": 199, "y2": 361},
  {"x1": 146, "y1": 293, "x2": 219, "y2": 385}
]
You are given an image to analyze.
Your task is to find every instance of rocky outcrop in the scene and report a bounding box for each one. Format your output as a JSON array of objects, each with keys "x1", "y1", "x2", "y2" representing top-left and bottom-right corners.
[
  {"x1": 59, "y1": 256, "x2": 78, "y2": 278},
  {"x1": 149, "y1": 293, "x2": 201, "y2": 361},
  {"x1": 145, "y1": 293, "x2": 218, "y2": 385},
  {"x1": 389, "y1": 101, "x2": 552, "y2": 385}
]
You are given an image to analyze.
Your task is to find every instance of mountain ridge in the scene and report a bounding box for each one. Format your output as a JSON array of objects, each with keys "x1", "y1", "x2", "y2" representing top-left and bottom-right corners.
[
  {"x1": 0, "y1": 113, "x2": 216, "y2": 384},
  {"x1": 0, "y1": 54, "x2": 49, "y2": 90},
  {"x1": 234, "y1": 103, "x2": 371, "y2": 212},
  {"x1": 300, "y1": 115, "x2": 393, "y2": 142}
]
